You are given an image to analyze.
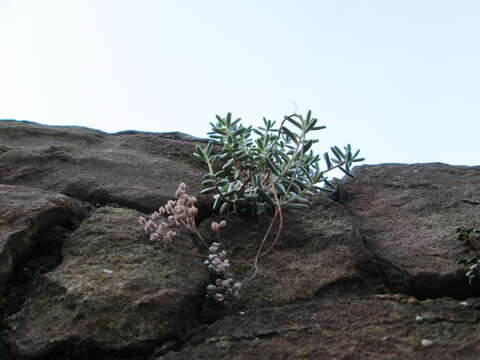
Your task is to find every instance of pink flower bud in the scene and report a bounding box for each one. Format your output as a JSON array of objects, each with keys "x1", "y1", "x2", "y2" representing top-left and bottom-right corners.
[{"x1": 211, "y1": 222, "x2": 219, "y2": 233}]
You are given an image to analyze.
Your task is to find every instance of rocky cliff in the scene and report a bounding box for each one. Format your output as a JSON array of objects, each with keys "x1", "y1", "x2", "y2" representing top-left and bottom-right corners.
[{"x1": 0, "y1": 120, "x2": 479, "y2": 359}]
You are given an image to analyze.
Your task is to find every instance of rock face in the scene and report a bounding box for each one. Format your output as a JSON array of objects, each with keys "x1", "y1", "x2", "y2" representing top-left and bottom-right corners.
[
  {"x1": 0, "y1": 184, "x2": 89, "y2": 284},
  {"x1": 1, "y1": 120, "x2": 479, "y2": 359},
  {"x1": 0, "y1": 120, "x2": 210, "y2": 214},
  {"x1": 7, "y1": 207, "x2": 206, "y2": 359},
  {"x1": 196, "y1": 197, "x2": 378, "y2": 308},
  {"x1": 341, "y1": 163, "x2": 480, "y2": 299}
]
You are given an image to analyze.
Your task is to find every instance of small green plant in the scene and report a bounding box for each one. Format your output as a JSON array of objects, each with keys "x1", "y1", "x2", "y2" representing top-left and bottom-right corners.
[
  {"x1": 457, "y1": 226, "x2": 480, "y2": 283},
  {"x1": 194, "y1": 111, "x2": 363, "y2": 217}
]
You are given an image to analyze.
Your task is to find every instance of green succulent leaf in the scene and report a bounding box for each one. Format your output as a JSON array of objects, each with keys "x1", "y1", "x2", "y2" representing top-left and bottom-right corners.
[
  {"x1": 222, "y1": 158, "x2": 235, "y2": 170},
  {"x1": 275, "y1": 181, "x2": 287, "y2": 195},
  {"x1": 281, "y1": 126, "x2": 299, "y2": 145},
  {"x1": 222, "y1": 189, "x2": 237, "y2": 197},
  {"x1": 213, "y1": 196, "x2": 223, "y2": 211},
  {"x1": 219, "y1": 202, "x2": 230, "y2": 215},
  {"x1": 323, "y1": 152, "x2": 332, "y2": 169},
  {"x1": 292, "y1": 195, "x2": 309, "y2": 204},
  {"x1": 338, "y1": 166, "x2": 354, "y2": 178},
  {"x1": 257, "y1": 188, "x2": 276, "y2": 207},
  {"x1": 286, "y1": 203, "x2": 309, "y2": 209},
  {"x1": 286, "y1": 116, "x2": 303, "y2": 130},
  {"x1": 331, "y1": 146, "x2": 345, "y2": 160},
  {"x1": 200, "y1": 187, "x2": 216, "y2": 195},
  {"x1": 206, "y1": 142, "x2": 213, "y2": 155},
  {"x1": 202, "y1": 179, "x2": 215, "y2": 186}
]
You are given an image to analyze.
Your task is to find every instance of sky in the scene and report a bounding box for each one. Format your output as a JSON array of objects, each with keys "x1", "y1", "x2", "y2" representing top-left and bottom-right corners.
[{"x1": 0, "y1": 0, "x2": 479, "y2": 166}]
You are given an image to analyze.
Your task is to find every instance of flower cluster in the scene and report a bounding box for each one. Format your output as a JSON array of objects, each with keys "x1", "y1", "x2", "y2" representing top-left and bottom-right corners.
[
  {"x1": 203, "y1": 241, "x2": 242, "y2": 305},
  {"x1": 205, "y1": 277, "x2": 242, "y2": 304},
  {"x1": 138, "y1": 183, "x2": 241, "y2": 306},
  {"x1": 138, "y1": 182, "x2": 198, "y2": 245},
  {"x1": 203, "y1": 242, "x2": 230, "y2": 274}
]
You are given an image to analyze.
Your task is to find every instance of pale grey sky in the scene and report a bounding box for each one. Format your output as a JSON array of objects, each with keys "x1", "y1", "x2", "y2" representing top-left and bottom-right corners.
[{"x1": 1, "y1": 0, "x2": 479, "y2": 166}]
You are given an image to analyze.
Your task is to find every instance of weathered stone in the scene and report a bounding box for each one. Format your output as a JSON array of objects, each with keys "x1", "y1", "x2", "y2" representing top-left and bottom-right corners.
[
  {"x1": 0, "y1": 184, "x2": 88, "y2": 284},
  {"x1": 198, "y1": 196, "x2": 378, "y2": 307},
  {"x1": 0, "y1": 120, "x2": 211, "y2": 214},
  {"x1": 157, "y1": 295, "x2": 480, "y2": 360},
  {"x1": 7, "y1": 207, "x2": 207, "y2": 359},
  {"x1": 2, "y1": 120, "x2": 480, "y2": 360},
  {"x1": 341, "y1": 163, "x2": 480, "y2": 299}
]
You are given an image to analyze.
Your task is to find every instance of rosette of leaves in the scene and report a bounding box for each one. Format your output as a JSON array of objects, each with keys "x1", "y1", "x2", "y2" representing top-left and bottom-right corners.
[{"x1": 194, "y1": 111, "x2": 364, "y2": 216}]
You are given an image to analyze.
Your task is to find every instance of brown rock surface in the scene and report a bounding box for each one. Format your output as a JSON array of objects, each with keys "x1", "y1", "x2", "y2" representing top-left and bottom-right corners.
[
  {"x1": 1, "y1": 120, "x2": 480, "y2": 359},
  {"x1": 0, "y1": 184, "x2": 89, "y2": 284},
  {"x1": 6, "y1": 206, "x2": 207, "y2": 359},
  {"x1": 158, "y1": 295, "x2": 480, "y2": 360},
  {"x1": 341, "y1": 163, "x2": 480, "y2": 299},
  {"x1": 197, "y1": 196, "x2": 379, "y2": 308},
  {"x1": 0, "y1": 120, "x2": 210, "y2": 214}
]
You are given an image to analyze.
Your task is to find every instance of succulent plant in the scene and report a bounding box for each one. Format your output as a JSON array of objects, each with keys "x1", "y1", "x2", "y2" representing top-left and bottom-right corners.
[{"x1": 194, "y1": 111, "x2": 364, "y2": 216}]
